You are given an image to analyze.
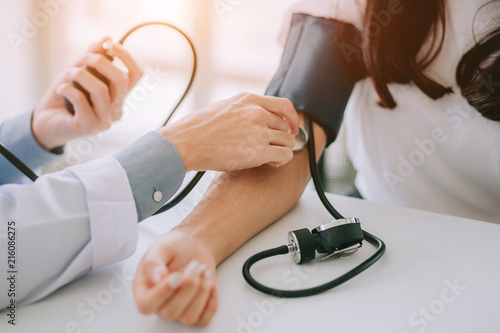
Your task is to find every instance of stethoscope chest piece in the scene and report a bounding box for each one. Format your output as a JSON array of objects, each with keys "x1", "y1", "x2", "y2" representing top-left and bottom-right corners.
[
  {"x1": 288, "y1": 217, "x2": 364, "y2": 264},
  {"x1": 292, "y1": 126, "x2": 309, "y2": 152}
]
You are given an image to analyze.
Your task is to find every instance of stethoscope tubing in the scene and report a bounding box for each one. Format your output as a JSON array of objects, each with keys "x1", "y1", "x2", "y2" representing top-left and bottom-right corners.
[{"x1": 241, "y1": 116, "x2": 386, "y2": 298}]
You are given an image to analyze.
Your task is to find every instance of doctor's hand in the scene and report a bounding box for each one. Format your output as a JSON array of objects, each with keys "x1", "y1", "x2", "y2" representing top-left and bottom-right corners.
[
  {"x1": 133, "y1": 230, "x2": 218, "y2": 327},
  {"x1": 159, "y1": 93, "x2": 300, "y2": 172},
  {"x1": 32, "y1": 37, "x2": 143, "y2": 151}
]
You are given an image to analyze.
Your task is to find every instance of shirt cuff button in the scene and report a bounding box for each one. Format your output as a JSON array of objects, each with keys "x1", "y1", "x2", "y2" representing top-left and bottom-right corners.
[{"x1": 153, "y1": 190, "x2": 163, "y2": 202}]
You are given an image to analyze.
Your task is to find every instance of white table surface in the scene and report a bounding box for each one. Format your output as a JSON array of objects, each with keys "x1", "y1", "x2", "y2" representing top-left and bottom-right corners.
[{"x1": 2, "y1": 190, "x2": 500, "y2": 333}]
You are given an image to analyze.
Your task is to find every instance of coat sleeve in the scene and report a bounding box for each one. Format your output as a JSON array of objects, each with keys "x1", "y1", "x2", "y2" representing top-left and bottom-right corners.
[
  {"x1": 0, "y1": 156, "x2": 138, "y2": 307},
  {"x1": 0, "y1": 112, "x2": 62, "y2": 185},
  {"x1": 0, "y1": 116, "x2": 186, "y2": 309}
]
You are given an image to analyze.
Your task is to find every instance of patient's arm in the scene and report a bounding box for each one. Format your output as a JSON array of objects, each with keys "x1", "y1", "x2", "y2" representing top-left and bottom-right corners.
[
  {"x1": 179, "y1": 117, "x2": 327, "y2": 263},
  {"x1": 133, "y1": 114, "x2": 327, "y2": 326}
]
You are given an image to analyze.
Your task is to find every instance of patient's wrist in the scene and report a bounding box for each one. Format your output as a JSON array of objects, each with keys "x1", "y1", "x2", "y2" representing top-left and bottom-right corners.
[{"x1": 173, "y1": 223, "x2": 224, "y2": 265}]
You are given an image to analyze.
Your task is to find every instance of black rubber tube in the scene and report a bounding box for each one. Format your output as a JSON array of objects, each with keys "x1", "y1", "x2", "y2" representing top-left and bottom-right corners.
[
  {"x1": 1, "y1": 21, "x2": 203, "y2": 195},
  {"x1": 0, "y1": 143, "x2": 39, "y2": 182},
  {"x1": 118, "y1": 21, "x2": 198, "y2": 128},
  {"x1": 119, "y1": 21, "x2": 206, "y2": 216},
  {"x1": 241, "y1": 116, "x2": 386, "y2": 298},
  {"x1": 153, "y1": 171, "x2": 205, "y2": 215}
]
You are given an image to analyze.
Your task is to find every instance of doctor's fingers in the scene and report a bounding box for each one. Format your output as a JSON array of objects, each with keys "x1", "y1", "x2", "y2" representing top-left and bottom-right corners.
[
  {"x1": 66, "y1": 67, "x2": 113, "y2": 128},
  {"x1": 85, "y1": 36, "x2": 113, "y2": 55},
  {"x1": 267, "y1": 128, "x2": 296, "y2": 149},
  {"x1": 73, "y1": 38, "x2": 142, "y2": 91},
  {"x1": 239, "y1": 130, "x2": 294, "y2": 168},
  {"x1": 77, "y1": 53, "x2": 130, "y2": 104},
  {"x1": 109, "y1": 42, "x2": 143, "y2": 89},
  {"x1": 261, "y1": 110, "x2": 292, "y2": 133},
  {"x1": 69, "y1": 37, "x2": 111, "y2": 68},
  {"x1": 57, "y1": 83, "x2": 107, "y2": 134},
  {"x1": 241, "y1": 94, "x2": 299, "y2": 134},
  {"x1": 262, "y1": 146, "x2": 294, "y2": 168}
]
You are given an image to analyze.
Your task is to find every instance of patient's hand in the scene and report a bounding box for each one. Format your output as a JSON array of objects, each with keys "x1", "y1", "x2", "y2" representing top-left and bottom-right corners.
[{"x1": 133, "y1": 230, "x2": 218, "y2": 326}]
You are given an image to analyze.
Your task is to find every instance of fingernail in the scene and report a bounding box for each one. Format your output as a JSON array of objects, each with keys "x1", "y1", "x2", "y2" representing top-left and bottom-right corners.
[
  {"x1": 168, "y1": 272, "x2": 182, "y2": 289},
  {"x1": 102, "y1": 38, "x2": 112, "y2": 50},
  {"x1": 203, "y1": 268, "x2": 211, "y2": 280},
  {"x1": 151, "y1": 265, "x2": 167, "y2": 284},
  {"x1": 187, "y1": 260, "x2": 201, "y2": 276}
]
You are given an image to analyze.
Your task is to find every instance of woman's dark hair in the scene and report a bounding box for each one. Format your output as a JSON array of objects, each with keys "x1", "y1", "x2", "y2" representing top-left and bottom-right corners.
[
  {"x1": 457, "y1": 25, "x2": 500, "y2": 121},
  {"x1": 360, "y1": 0, "x2": 500, "y2": 122}
]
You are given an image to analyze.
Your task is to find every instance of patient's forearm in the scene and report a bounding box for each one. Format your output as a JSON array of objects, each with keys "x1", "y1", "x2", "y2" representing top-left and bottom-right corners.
[{"x1": 175, "y1": 121, "x2": 327, "y2": 265}]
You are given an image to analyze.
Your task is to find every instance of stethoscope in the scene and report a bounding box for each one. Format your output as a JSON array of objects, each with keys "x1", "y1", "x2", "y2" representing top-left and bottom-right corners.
[
  {"x1": 0, "y1": 21, "x2": 386, "y2": 298},
  {"x1": 243, "y1": 116, "x2": 386, "y2": 297}
]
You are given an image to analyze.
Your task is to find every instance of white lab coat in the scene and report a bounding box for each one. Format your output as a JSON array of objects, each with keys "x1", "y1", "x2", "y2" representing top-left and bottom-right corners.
[{"x1": 0, "y1": 156, "x2": 138, "y2": 308}]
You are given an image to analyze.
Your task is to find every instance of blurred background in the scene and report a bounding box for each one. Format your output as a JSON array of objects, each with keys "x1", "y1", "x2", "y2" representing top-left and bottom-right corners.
[
  {"x1": 0, "y1": 0, "x2": 356, "y2": 194},
  {"x1": 0, "y1": 0, "x2": 291, "y2": 149}
]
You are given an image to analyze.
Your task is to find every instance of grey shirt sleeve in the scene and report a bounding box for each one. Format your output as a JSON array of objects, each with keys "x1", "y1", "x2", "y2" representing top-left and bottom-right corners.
[
  {"x1": 0, "y1": 112, "x2": 62, "y2": 185},
  {"x1": 113, "y1": 131, "x2": 186, "y2": 221},
  {"x1": 0, "y1": 112, "x2": 185, "y2": 220}
]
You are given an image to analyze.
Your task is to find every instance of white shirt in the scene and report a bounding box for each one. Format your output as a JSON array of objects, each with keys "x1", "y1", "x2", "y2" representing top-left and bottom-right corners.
[{"x1": 282, "y1": 0, "x2": 500, "y2": 223}]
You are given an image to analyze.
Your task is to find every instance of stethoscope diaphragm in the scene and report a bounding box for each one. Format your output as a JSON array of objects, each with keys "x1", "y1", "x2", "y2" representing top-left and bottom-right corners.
[{"x1": 292, "y1": 126, "x2": 309, "y2": 151}]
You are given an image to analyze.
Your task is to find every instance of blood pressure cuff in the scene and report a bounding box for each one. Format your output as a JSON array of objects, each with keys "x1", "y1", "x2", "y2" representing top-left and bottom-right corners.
[{"x1": 265, "y1": 14, "x2": 367, "y2": 146}]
